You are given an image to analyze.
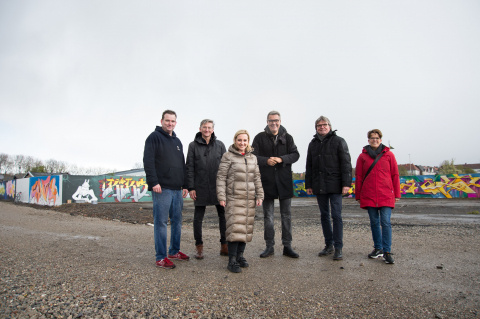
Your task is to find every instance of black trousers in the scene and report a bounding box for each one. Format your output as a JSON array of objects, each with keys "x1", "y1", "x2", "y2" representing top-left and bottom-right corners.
[
  {"x1": 227, "y1": 241, "x2": 246, "y2": 258},
  {"x1": 193, "y1": 205, "x2": 227, "y2": 246}
]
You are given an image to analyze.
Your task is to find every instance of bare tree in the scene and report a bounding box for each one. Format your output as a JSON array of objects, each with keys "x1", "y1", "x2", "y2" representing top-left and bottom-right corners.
[
  {"x1": 12, "y1": 155, "x2": 26, "y2": 174},
  {"x1": 132, "y1": 162, "x2": 143, "y2": 169},
  {"x1": 0, "y1": 153, "x2": 12, "y2": 174}
]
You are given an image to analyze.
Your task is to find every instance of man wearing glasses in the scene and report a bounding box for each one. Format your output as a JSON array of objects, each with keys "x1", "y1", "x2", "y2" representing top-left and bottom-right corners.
[
  {"x1": 305, "y1": 116, "x2": 352, "y2": 260},
  {"x1": 252, "y1": 111, "x2": 300, "y2": 259}
]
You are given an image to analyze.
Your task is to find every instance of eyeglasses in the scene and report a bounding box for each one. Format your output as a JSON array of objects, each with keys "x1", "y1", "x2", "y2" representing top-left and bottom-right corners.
[
  {"x1": 316, "y1": 124, "x2": 329, "y2": 128},
  {"x1": 369, "y1": 137, "x2": 381, "y2": 140},
  {"x1": 268, "y1": 119, "x2": 280, "y2": 124}
]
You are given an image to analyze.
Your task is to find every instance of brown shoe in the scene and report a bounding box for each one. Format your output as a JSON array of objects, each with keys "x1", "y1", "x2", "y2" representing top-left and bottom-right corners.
[
  {"x1": 220, "y1": 243, "x2": 228, "y2": 256},
  {"x1": 194, "y1": 245, "x2": 204, "y2": 259}
]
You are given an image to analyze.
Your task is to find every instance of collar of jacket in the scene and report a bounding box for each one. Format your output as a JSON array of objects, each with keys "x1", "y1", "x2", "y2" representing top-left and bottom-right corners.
[
  {"x1": 228, "y1": 144, "x2": 252, "y2": 156},
  {"x1": 313, "y1": 129, "x2": 336, "y2": 141},
  {"x1": 194, "y1": 131, "x2": 216, "y2": 145},
  {"x1": 155, "y1": 126, "x2": 176, "y2": 138},
  {"x1": 362, "y1": 145, "x2": 390, "y2": 157},
  {"x1": 264, "y1": 125, "x2": 287, "y2": 144}
]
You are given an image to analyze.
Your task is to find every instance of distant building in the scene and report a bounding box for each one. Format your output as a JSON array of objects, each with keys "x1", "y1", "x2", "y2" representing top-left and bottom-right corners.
[
  {"x1": 398, "y1": 164, "x2": 420, "y2": 176},
  {"x1": 457, "y1": 163, "x2": 480, "y2": 173},
  {"x1": 416, "y1": 165, "x2": 439, "y2": 175},
  {"x1": 108, "y1": 168, "x2": 146, "y2": 176}
]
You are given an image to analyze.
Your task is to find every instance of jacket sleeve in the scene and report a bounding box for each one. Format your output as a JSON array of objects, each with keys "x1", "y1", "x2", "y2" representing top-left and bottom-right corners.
[
  {"x1": 186, "y1": 142, "x2": 195, "y2": 191},
  {"x1": 279, "y1": 134, "x2": 300, "y2": 166},
  {"x1": 305, "y1": 142, "x2": 313, "y2": 189},
  {"x1": 389, "y1": 153, "x2": 401, "y2": 198},
  {"x1": 253, "y1": 157, "x2": 264, "y2": 200},
  {"x1": 252, "y1": 135, "x2": 269, "y2": 166},
  {"x1": 338, "y1": 138, "x2": 353, "y2": 188},
  {"x1": 143, "y1": 134, "x2": 159, "y2": 188},
  {"x1": 355, "y1": 154, "x2": 364, "y2": 201},
  {"x1": 216, "y1": 153, "x2": 231, "y2": 202}
]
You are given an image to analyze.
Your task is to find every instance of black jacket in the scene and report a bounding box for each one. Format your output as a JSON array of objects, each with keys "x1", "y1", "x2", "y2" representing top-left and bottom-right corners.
[
  {"x1": 305, "y1": 130, "x2": 352, "y2": 194},
  {"x1": 143, "y1": 126, "x2": 188, "y2": 191},
  {"x1": 186, "y1": 132, "x2": 226, "y2": 206},
  {"x1": 252, "y1": 125, "x2": 300, "y2": 200}
]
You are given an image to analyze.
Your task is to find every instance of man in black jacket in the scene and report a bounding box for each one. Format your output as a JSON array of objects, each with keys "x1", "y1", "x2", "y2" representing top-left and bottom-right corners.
[
  {"x1": 143, "y1": 110, "x2": 190, "y2": 270},
  {"x1": 305, "y1": 116, "x2": 352, "y2": 260},
  {"x1": 252, "y1": 111, "x2": 300, "y2": 258},
  {"x1": 186, "y1": 119, "x2": 227, "y2": 259}
]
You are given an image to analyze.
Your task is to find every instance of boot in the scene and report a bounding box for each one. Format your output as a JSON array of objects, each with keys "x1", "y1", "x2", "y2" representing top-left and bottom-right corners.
[
  {"x1": 283, "y1": 246, "x2": 299, "y2": 258},
  {"x1": 333, "y1": 248, "x2": 343, "y2": 260},
  {"x1": 260, "y1": 246, "x2": 274, "y2": 258},
  {"x1": 318, "y1": 245, "x2": 334, "y2": 256},
  {"x1": 236, "y1": 252, "x2": 249, "y2": 268},
  {"x1": 227, "y1": 255, "x2": 242, "y2": 273},
  {"x1": 220, "y1": 243, "x2": 228, "y2": 256},
  {"x1": 194, "y1": 244, "x2": 204, "y2": 259}
]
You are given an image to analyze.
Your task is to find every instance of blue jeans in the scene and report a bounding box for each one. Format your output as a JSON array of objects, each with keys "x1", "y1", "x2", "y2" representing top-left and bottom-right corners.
[
  {"x1": 316, "y1": 194, "x2": 343, "y2": 249},
  {"x1": 367, "y1": 207, "x2": 392, "y2": 253},
  {"x1": 152, "y1": 189, "x2": 183, "y2": 261}
]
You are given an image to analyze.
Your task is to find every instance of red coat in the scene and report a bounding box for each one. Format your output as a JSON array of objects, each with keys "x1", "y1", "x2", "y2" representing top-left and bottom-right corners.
[{"x1": 355, "y1": 146, "x2": 401, "y2": 209}]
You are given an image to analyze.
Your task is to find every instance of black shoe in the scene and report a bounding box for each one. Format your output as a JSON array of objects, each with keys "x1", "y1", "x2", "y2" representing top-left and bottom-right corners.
[
  {"x1": 333, "y1": 248, "x2": 343, "y2": 260},
  {"x1": 283, "y1": 246, "x2": 299, "y2": 258},
  {"x1": 318, "y1": 245, "x2": 334, "y2": 256},
  {"x1": 236, "y1": 253, "x2": 249, "y2": 268},
  {"x1": 368, "y1": 248, "x2": 384, "y2": 259},
  {"x1": 383, "y1": 252, "x2": 395, "y2": 264},
  {"x1": 260, "y1": 246, "x2": 274, "y2": 258},
  {"x1": 227, "y1": 256, "x2": 242, "y2": 273}
]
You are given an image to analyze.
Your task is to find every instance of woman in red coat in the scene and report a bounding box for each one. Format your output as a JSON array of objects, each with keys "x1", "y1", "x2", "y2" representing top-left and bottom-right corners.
[{"x1": 355, "y1": 129, "x2": 401, "y2": 264}]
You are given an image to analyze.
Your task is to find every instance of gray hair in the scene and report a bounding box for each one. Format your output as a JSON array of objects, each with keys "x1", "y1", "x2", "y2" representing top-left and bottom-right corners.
[
  {"x1": 315, "y1": 116, "x2": 332, "y2": 129},
  {"x1": 199, "y1": 119, "x2": 215, "y2": 128},
  {"x1": 267, "y1": 110, "x2": 281, "y2": 120}
]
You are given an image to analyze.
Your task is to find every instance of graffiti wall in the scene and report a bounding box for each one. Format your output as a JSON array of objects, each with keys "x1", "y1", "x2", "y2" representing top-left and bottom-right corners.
[
  {"x1": 29, "y1": 175, "x2": 62, "y2": 206},
  {"x1": 16, "y1": 178, "x2": 30, "y2": 203},
  {"x1": 98, "y1": 176, "x2": 151, "y2": 202},
  {"x1": 0, "y1": 180, "x2": 16, "y2": 201},
  {"x1": 400, "y1": 174, "x2": 480, "y2": 198},
  {"x1": 62, "y1": 175, "x2": 100, "y2": 203},
  {"x1": 293, "y1": 173, "x2": 480, "y2": 199}
]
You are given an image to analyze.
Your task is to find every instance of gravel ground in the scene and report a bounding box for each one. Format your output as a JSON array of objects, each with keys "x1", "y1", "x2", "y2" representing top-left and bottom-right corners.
[{"x1": 1, "y1": 199, "x2": 480, "y2": 318}]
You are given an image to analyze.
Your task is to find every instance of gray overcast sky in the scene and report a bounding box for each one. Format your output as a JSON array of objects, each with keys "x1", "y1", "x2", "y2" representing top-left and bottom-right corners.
[{"x1": 1, "y1": 1, "x2": 479, "y2": 173}]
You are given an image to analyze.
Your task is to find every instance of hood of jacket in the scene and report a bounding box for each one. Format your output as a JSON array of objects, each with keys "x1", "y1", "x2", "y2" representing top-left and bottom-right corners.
[
  {"x1": 313, "y1": 129, "x2": 337, "y2": 141},
  {"x1": 228, "y1": 144, "x2": 252, "y2": 156},
  {"x1": 155, "y1": 126, "x2": 177, "y2": 138},
  {"x1": 264, "y1": 125, "x2": 287, "y2": 144},
  {"x1": 194, "y1": 131, "x2": 217, "y2": 145}
]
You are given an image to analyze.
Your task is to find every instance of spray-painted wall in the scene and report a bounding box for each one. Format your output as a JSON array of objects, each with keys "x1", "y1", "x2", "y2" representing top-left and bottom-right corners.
[
  {"x1": 0, "y1": 180, "x2": 16, "y2": 201},
  {"x1": 62, "y1": 175, "x2": 151, "y2": 203},
  {"x1": 29, "y1": 175, "x2": 62, "y2": 206},
  {"x1": 293, "y1": 174, "x2": 480, "y2": 199}
]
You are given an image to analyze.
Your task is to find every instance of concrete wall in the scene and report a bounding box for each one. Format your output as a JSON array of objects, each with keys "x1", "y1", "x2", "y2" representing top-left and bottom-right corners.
[{"x1": 16, "y1": 178, "x2": 31, "y2": 203}]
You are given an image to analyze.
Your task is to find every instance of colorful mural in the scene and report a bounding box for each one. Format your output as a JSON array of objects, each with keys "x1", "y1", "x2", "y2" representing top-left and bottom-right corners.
[
  {"x1": 29, "y1": 175, "x2": 61, "y2": 206},
  {"x1": 399, "y1": 174, "x2": 480, "y2": 198},
  {"x1": 6, "y1": 180, "x2": 15, "y2": 200},
  {"x1": 99, "y1": 176, "x2": 151, "y2": 202},
  {"x1": 292, "y1": 173, "x2": 480, "y2": 199},
  {"x1": 0, "y1": 182, "x2": 5, "y2": 198}
]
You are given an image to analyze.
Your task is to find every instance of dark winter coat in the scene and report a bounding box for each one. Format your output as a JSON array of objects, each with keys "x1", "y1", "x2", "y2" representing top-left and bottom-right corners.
[
  {"x1": 186, "y1": 132, "x2": 226, "y2": 206},
  {"x1": 143, "y1": 126, "x2": 188, "y2": 191},
  {"x1": 252, "y1": 125, "x2": 300, "y2": 200},
  {"x1": 355, "y1": 146, "x2": 401, "y2": 209},
  {"x1": 305, "y1": 130, "x2": 352, "y2": 194}
]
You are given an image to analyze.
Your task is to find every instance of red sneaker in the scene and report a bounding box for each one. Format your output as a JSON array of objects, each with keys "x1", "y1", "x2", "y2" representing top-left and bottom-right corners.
[
  {"x1": 156, "y1": 258, "x2": 176, "y2": 269},
  {"x1": 168, "y1": 251, "x2": 190, "y2": 261}
]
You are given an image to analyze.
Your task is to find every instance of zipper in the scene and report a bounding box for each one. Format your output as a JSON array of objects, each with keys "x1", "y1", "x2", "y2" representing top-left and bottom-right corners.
[{"x1": 245, "y1": 157, "x2": 249, "y2": 237}]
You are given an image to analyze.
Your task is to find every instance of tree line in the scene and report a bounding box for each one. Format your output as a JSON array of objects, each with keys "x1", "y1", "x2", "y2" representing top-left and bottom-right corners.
[{"x1": 0, "y1": 153, "x2": 116, "y2": 176}]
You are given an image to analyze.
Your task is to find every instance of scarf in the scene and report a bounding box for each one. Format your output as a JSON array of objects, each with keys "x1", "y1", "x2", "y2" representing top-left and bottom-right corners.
[{"x1": 365, "y1": 144, "x2": 384, "y2": 159}]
